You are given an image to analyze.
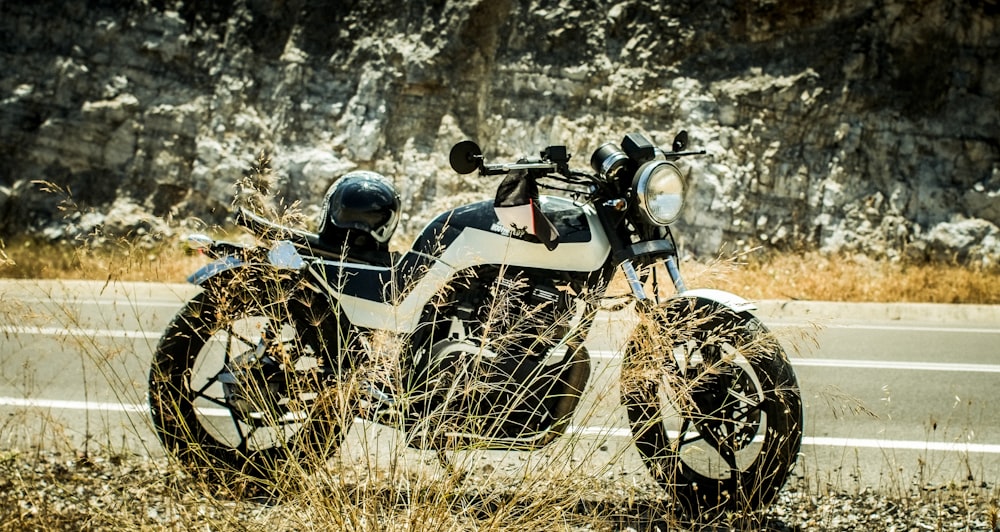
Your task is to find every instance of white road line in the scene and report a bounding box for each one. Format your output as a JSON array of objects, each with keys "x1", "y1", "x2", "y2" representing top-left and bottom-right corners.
[
  {"x1": 4, "y1": 396, "x2": 999, "y2": 455},
  {"x1": 5, "y1": 297, "x2": 185, "y2": 309},
  {"x1": 800, "y1": 436, "x2": 1000, "y2": 454},
  {"x1": 783, "y1": 358, "x2": 1000, "y2": 373},
  {"x1": 0, "y1": 397, "x2": 230, "y2": 417},
  {"x1": 566, "y1": 426, "x2": 1000, "y2": 454},
  {"x1": 776, "y1": 322, "x2": 1000, "y2": 335},
  {"x1": 0, "y1": 325, "x2": 161, "y2": 340},
  {"x1": 4, "y1": 327, "x2": 998, "y2": 373},
  {"x1": 587, "y1": 350, "x2": 1000, "y2": 373},
  {"x1": 0, "y1": 397, "x2": 148, "y2": 413},
  {"x1": 594, "y1": 314, "x2": 1000, "y2": 335},
  {"x1": 4, "y1": 319, "x2": 998, "y2": 341}
]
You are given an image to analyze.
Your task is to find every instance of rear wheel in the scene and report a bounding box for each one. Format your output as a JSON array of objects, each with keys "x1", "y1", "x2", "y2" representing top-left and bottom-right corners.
[
  {"x1": 621, "y1": 297, "x2": 802, "y2": 522},
  {"x1": 148, "y1": 272, "x2": 354, "y2": 489}
]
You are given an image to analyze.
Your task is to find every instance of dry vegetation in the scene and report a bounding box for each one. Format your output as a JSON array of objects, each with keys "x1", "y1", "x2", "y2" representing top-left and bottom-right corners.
[
  {"x1": 2, "y1": 449, "x2": 994, "y2": 531},
  {"x1": 2, "y1": 236, "x2": 998, "y2": 304},
  {"x1": 704, "y1": 251, "x2": 1000, "y2": 305},
  {"x1": 0, "y1": 237, "x2": 205, "y2": 284},
  {"x1": 1, "y1": 235, "x2": 999, "y2": 531}
]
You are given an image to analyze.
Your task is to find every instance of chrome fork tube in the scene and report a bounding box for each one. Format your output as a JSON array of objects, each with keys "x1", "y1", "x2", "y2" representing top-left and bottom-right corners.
[
  {"x1": 664, "y1": 254, "x2": 688, "y2": 293},
  {"x1": 620, "y1": 255, "x2": 688, "y2": 302},
  {"x1": 620, "y1": 260, "x2": 648, "y2": 300}
]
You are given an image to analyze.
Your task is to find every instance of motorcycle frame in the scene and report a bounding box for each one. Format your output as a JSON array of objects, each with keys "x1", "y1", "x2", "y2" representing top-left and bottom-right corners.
[
  {"x1": 182, "y1": 160, "x2": 758, "y2": 450},
  {"x1": 303, "y1": 198, "x2": 612, "y2": 333}
]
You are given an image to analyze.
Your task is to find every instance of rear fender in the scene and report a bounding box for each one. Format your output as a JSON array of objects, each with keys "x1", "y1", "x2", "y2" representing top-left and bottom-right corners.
[
  {"x1": 188, "y1": 240, "x2": 305, "y2": 286},
  {"x1": 187, "y1": 255, "x2": 245, "y2": 286}
]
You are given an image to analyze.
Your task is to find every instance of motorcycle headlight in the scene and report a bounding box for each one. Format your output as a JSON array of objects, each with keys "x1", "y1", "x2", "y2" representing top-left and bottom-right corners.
[{"x1": 633, "y1": 161, "x2": 685, "y2": 225}]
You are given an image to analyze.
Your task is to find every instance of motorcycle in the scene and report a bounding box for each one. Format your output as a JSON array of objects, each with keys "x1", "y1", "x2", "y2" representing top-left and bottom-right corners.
[{"x1": 148, "y1": 130, "x2": 802, "y2": 520}]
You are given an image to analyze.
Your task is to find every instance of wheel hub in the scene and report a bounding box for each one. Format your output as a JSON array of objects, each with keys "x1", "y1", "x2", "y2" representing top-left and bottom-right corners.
[
  {"x1": 691, "y1": 365, "x2": 762, "y2": 451},
  {"x1": 218, "y1": 347, "x2": 289, "y2": 425}
]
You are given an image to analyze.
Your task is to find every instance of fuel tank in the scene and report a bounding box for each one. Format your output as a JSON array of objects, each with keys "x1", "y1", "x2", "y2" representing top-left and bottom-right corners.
[
  {"x1": 309, "y1": 195, "x2": 611, "y2": 331},
  {"x1": 409, "y1": 195, "x2": 610, "y2": 272}
]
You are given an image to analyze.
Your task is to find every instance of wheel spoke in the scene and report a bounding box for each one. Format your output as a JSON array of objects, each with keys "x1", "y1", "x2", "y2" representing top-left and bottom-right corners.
[
  {"x1": 194, "y1": 392, "x2": 229, "y2": 409},
  {"x1": 230, "y1": 331, "x2": 258, "y2": 349},
  {"x1": 693, "y1": 401, "x2": 764, "y2": 449},
  {"x1": 224, "y1": 323, "x2": 260, "y2": 355},
  {"x1": 675, "y1": 418, "x2": 706, "y2": 447},
  {"x1": 729, "y1": 402, "x2": 763, "y2": 426},
  {"x1": 222, "y1": 325, "x2": 236, "y2": 364},
  {"x1": 229, "y1": 411, "x2": 256, "y2": 452},
  {"x1": 719, "y1": 446, "x2": 740, "y2": 476},
  {"x1": 193, "y1": 374, "x2": 219, "y2": 396},
  {"x1": 234, "y1": 427, "x2": 250, "y2": 454}
]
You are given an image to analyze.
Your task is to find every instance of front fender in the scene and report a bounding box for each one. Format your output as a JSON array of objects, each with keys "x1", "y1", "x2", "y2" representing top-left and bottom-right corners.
[{"x1": 676, "y1": 288, "x2": 757, "y2": 314}]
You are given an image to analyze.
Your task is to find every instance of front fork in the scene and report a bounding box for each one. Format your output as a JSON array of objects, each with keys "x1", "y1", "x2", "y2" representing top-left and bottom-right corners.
[{"x1": 621, "y1": 254, "x2": 687, "y2": 303}]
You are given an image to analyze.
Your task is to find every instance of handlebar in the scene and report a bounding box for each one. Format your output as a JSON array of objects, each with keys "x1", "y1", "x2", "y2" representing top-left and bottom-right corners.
[
  {"x1": 480, "y1": 161, "x2": 560, "y2": 175},
  {"x1": 449, "y1": 132, "x2": 705, "y2": 179},
  {"x1": 663, "y1": 149, "x2": 708, "y2": 160},
  {"x1": 450, "y1": 140, "x2": 569, "y2": 176}
]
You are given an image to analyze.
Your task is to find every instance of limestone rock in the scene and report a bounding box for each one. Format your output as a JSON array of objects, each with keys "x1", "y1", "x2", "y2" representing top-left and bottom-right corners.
[
  {"x1": 0, "y1": 0, "x2": 997, "y2": 265},
  {"x1": 922, "y1": 218, "x2": 1000, "y2": 267}
]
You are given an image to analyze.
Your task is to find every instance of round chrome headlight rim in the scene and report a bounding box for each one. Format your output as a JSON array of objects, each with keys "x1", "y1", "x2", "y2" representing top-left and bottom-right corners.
[{"x1": 633, "y1": 160, "x2": 685, "y2": 226}]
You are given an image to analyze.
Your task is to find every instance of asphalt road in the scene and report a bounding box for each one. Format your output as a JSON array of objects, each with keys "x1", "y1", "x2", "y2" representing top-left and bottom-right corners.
[{"x1": 1, "y1": 279, "x2": 998, "y2": 492}]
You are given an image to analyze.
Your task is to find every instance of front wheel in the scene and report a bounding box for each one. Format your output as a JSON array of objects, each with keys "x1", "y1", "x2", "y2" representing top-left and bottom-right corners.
[
  {"x1": 148, "y1": 271, "x2": 354, "y2": 488},
  {"x1": 621, "y1": 297, "x2": 803, "y2": 522}
]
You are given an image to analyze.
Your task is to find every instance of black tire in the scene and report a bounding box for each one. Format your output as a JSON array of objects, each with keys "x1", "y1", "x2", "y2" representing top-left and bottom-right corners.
[
  {"x1": 621, "y1": 297, "x2": 803, "y2": 522},
  {"x1": 148, "y1": 270, "x2": 353, "y2": 489}
]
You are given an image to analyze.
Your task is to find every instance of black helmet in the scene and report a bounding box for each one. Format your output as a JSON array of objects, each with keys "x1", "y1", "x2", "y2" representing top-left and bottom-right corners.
[{"x1": 318, "y1": 170, "x2": 400, "y2": 248}]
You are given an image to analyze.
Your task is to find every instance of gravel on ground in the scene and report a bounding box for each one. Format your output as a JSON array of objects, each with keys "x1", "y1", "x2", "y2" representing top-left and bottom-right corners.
[{"x1": 2, "y1": 450, "x2": 997, "y2": 531}]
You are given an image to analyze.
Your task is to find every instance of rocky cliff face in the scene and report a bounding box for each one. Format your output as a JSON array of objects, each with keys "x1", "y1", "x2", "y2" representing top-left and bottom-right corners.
[{"x1": 1, "y1": 0, "x2": 998, "y2": 264}]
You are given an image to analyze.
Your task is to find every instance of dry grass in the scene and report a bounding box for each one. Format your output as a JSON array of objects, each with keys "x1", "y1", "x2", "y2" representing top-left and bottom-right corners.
[
  {"x1": 680, "y1": 251, "x2": 1000, "y2": 305},
  {"x1": 2, "y1": 234, "x2": 998, "y2": 530},
  {"x1": 5, "y1": 237, "x2": 997, "y2": 304},
  {"x1": 3, "y1": 167, "x2": 995, "y2": 531},
  {"x1": 0, "y1": 236, "x2": 207, "y2": 283}
]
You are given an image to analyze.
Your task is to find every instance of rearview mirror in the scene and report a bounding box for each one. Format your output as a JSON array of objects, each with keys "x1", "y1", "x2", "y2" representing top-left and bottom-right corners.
[
  {"x1": 449, "y1": 140, "x2": 483, "y2": 174},
  {"x1": 672, "y1": 130, "x2": 689, "y2": 153}
]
